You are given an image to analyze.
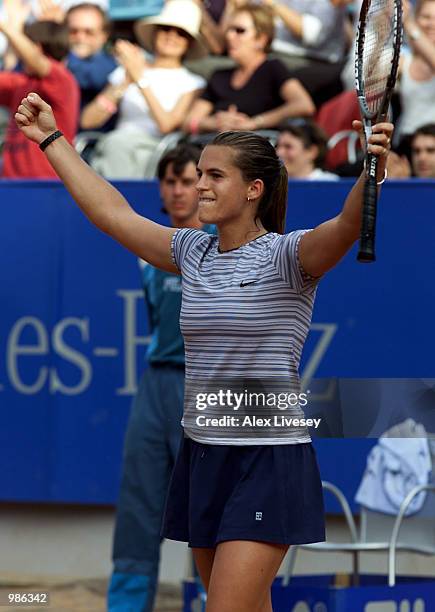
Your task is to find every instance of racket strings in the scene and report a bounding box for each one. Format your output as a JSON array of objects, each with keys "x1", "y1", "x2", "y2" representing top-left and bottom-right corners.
[{"x1": 362, "y1": 0, "x2": 396, "y2": 114}]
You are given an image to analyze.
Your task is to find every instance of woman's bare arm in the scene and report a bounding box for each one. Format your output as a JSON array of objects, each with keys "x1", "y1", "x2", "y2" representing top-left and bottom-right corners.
[
  {"x1": 183, "y1": 98, "x2": 217, "y2": 133},
  {"x1": 136, "y1": 86, "x2": 203, "y2": 134},
  {"x1": 299, "y1": 121, "x2": 393, "y2": 277},
  {"x1": 80, "y1": 82, "x2": 129, "y2": 129},
  {"x1": 195, "y1": 0, "x2": 225, "y2": 54},
  {"x1": 0, "y1": 22, "x2": 51, "y2": 78},
  {"x1": 15, "y1": 93, "x2": 178, "y2": 273},
  {"x1": 251, "y1": 78, "x2": 315, "y2": 129}
]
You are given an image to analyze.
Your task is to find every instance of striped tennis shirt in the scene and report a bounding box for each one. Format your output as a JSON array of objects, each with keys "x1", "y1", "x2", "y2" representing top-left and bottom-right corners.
[{"x1": 171, "y1": 229, "x2": 320, "y2": 445}]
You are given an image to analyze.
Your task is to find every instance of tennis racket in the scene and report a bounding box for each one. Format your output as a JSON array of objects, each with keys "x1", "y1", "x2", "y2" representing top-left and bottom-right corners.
[{"x1": 355, "y1": 0, "x2": 403, "y2": 262}]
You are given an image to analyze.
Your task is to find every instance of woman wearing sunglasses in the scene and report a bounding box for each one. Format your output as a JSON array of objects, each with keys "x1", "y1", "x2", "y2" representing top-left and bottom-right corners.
[
  {"x1": 80, "y1": 0, "x2": 207, "y2": 178},
  {"x1": 184, "y1": 2, "x2": 315, "y2": 135}
]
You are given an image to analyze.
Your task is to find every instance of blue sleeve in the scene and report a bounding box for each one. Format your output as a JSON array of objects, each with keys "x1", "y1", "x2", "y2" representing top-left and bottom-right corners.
[
  {"x1": 270, "y1": 230, "x2": 320, "y2": 293},
  {"x1": 141, "y1": 261, "x2": 153, "y2": 291}
]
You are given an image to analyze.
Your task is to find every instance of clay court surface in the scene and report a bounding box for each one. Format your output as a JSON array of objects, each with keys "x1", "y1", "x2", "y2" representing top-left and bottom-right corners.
[{"x1": 0, "y1": 576, "x2": 182, "y2": 611}]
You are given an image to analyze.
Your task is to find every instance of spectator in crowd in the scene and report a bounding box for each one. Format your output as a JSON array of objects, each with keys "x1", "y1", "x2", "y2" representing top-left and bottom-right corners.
[
  {"x1": 183, "y1": 2, "x2": 314, "y2": 135},
  {"x1": 0, "y1": 8, "x2": 79, "y2": 178},
  {"x1": 385, "y1": 150, "x2": 412, "y2": 178},
  {"x1": 184, "y1": 0, "x2": 239, "y2": 79},
  {"x1": 37, "y1": 1, "x2": 118, "y2": 131},
  {"x1": 81, "y1": 0, "x2": 206, "y2": 178},
  {"x1": 258, "y1": 0, "x2": 353, "y2": 106},
  {"x1": 410, "y1": 123, "x2": 435, "y2": 177},
  {"x1": 108, "y1": 144, "x2": 214, "y2": 612},
  {"x1": 396, "y1": 0, "x2": 435, "y2": 143},
  {"x1": 276, "y1": 121, "x2": 339, "y2": 179},
  {"x1": 381, "y1": 123, "x2": 435, "y2": 179},
  {"x1": 66, "y1": 4, "x2": 116, "y2": 112}
]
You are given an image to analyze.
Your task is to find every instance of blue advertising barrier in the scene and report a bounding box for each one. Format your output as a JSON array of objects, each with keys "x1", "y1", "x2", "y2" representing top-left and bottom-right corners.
[
  {"x1": 184, "y1": 575, "x2": 435, "y2": 612},
  {"x1": 0, "y1": 179, "x2": 434, "y2": 505}
]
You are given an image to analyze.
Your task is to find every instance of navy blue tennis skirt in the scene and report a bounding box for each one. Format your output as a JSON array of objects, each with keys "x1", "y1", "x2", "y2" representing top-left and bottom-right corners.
[{"x1": 161, "y1": 436, "x2": 325, "y2": 548}]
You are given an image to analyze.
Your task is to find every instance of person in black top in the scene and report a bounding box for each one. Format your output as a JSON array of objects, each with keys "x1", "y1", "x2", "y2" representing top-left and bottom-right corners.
[{"x1": 183, "y1": 2, "x2": 315, "y2": 134}]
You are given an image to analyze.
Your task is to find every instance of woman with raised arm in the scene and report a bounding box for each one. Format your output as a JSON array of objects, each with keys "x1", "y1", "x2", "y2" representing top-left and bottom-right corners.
[{"x1": 15, "y1": 92, "x2": 393, "y2": 612}]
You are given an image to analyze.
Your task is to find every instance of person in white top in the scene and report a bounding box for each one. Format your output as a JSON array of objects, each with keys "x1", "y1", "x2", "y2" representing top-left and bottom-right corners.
[
  {"x1": 81, "y1": 0, "x2": 207, "y2": 178},
  {"x1": 276, "y1": 121, "x2": 339, "y2": 180},
  {"x1": 395, "y1": 0, "x2": 435, "y2": 143}
]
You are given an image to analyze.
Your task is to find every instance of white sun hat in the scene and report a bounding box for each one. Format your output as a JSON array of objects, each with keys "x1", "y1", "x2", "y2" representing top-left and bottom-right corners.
[{"x1": 134, "y1": 0, "x2": 208, "y2": 61}]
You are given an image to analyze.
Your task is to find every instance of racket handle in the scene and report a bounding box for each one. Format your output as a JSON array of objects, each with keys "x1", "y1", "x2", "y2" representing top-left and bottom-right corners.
[{"x1": 357, "y1": 155, "x2": 378, "y2": 263}]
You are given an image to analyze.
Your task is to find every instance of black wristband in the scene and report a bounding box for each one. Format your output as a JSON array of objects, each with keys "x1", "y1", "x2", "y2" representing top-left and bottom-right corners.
[{"x1": 39, "y1": 130, "x2": 63, "y2": 152}]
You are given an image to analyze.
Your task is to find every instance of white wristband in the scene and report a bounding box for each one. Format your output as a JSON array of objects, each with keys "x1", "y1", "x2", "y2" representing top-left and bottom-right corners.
[
  {"x1": 408, "y1": 27, "x2": 421, "y2": 41},
  {"x1": 377, "y1": 168, "x2": 388, "y2": 185},
  {"x1": 136, "y1": 76, "x2": 150, "y2": 90}
]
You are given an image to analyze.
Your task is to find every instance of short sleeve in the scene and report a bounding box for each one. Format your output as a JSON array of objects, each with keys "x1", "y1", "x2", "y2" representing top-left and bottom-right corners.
[
  {"x1": 40, "y1": 60, "x2": 69, "y2": 97},
  {"x1": 171, "y1": 228, "x2": 213, "y2": 273},
  {"x1": 200, "y1": 70, "x2": 228, "y2": 106},
  {"x1": 186, "y1": 71, "x2": 206, "y2": 92},
  {"x1": 108, "y1": 65, "x2": 126, "y2": 86},
  {"x1": 270, "y1": 230, "x2": 320, "y2": 293},
  {"x1": 269, "y1": 59, "x2": 291, "y2": 92},
  {"x1": 200, "y1": 74, "x2": 219, "y2": 105},
  {"x1": 139, "y1": 259, "x2": 153, "y2": 292},
  {"x1": 0, "y1": 71, "x2": 26, "y2": 107}
]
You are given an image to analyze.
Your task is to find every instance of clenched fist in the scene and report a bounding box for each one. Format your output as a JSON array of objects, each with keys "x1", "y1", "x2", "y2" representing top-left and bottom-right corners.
[{"x1": 15, "y1": 93, "x2": 58, "y2": 145}]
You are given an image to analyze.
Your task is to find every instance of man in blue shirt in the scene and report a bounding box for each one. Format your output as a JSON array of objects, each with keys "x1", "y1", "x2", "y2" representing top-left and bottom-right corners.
[
  {"x1": 108, "y1": 144, "x2": 214, "y2": 612},
  {"x1": 66, "y1": 3, "x2": 117, "y2": 131}
]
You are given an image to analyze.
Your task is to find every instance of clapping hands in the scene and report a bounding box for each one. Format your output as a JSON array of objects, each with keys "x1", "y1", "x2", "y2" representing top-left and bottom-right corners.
[
  {"x1": 114, "y1": 40, "x2": 150, "y2": 83},
  {"x1": 215, "y1": 105, "x2": 256, "y2": 132}
]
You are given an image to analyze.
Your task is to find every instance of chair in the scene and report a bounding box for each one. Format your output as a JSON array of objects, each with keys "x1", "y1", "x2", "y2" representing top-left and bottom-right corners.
[
  {"x1": 75, "y1": 130, "x2": 185, "y2": 178},
  {"x1": 74, "y1": 131, "x2": 106, "y2": 162},
  {"x1": 282, "y1": 480, "x2": 435, "y2": 588},
  {"x1": 143, "y1": 131, "x2": 184, "y2": 177}
]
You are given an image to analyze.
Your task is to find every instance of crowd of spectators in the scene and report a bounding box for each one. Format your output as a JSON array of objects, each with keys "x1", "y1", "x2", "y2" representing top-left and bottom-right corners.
[{"x1": 0, "y1": 0, "x2": 434, "y2": 179}]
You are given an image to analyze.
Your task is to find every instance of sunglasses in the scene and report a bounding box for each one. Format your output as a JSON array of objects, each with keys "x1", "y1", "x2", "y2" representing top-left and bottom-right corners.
[
  {"x1": 157, "y1": 25, "x2": 191, "y2": 39},
  {"x1": 227, "y1": 26, "x2": 249, "y2": 35},
  {"x1": 69, "y1": 27, "x2": 101, "y2": 36}
]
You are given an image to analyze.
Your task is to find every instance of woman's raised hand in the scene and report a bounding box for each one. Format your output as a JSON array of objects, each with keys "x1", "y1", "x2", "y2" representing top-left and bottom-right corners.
[
  {"x1": 1, "y1": 0, "x2": 32, "y2": 31},
  {"x1": 37, "y1": 0, "x2": 66, "y2": 23},
  {"x1": 402, "y1": 0, "x2": 413, "y2": 24},
  {"x1": 114, "y1": 39, "x2": 149, "y2": 83},
  {"x1": 15, "y1": 93, "x2": 58, "y2": 144}
]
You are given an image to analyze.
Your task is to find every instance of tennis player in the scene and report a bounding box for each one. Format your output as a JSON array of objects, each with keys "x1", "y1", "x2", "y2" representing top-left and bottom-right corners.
[{"x1": 15, "y1": 92, "x2": 393, "y2": 612}]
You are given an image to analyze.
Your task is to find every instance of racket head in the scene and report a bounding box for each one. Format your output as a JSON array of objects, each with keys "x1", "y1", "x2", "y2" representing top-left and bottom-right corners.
[{"x1": 355, "y1": 0, "x2": 403, "y2": 124}]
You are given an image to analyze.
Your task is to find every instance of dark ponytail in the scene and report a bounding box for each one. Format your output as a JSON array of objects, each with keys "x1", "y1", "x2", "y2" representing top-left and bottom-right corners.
[
  {"x1": 258, "y1": 163, "x2": 288, "y2": 234},
  {"x1": 211, "y1": 131, "x2": 288, "y2": 234}
]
